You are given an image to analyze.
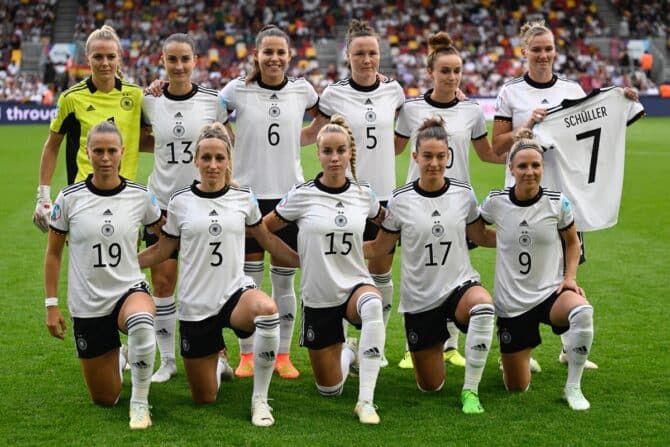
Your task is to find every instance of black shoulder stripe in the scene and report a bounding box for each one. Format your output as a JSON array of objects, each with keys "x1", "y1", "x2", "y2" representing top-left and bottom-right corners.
[
  {"x1": 170, "y1": 186, "x2": 191, "y2": 200},
  {"x1": 503, "y1": 76, "x2": 525, "y2": 86},
  {"x1": 392, "y1": 183, "x2": 414, "y2": 197},
  {"x1": 295, "y1": 180, "x2": 314, "y2": 190},
  {"x1": 126, "y1": 180, "x2": 148, "y2": 191},
  {"x1": 230, "y1": 185, "x2": 251, "y2": 193},
  {"x1": 449, "y1": 178, "x2": 472, "y2": 190},
  {"x1": 404, "y1": 95, "x2": 425, "y2": 104},
  {"x1": 62, "y1": 181, "x2": 87, "y2": 195},
  {"x1": 627, "y1": 110, "x2": 645, "y2": 126}
]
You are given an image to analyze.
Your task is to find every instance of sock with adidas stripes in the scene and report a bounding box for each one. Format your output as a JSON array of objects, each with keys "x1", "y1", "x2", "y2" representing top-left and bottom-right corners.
[
  {"x1": 357, "y1": 293, "x2": 385, "y2": 403},
  {"x1": 153, "y1": 295, "x2": 176, "y2": 362},
  {"x1": 270, "y1": 266, "x2": 297, "y2": 354},
  {"x1": 252, "y1": 313, "x2": 280, "y2": 398},
  {"x1": 565, "y1": 305, "x2": 594, "y2": 387},
  {"x1": 126, "y1": 312, "x2": 156, "y2": 404},
  {"x1": 463, "y1": 304, "x2": 494, "y2": 392}
]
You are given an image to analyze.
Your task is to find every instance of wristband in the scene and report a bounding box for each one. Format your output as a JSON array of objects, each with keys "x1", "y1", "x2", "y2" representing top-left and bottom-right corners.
[
  {"x1": 37, "y1": 185, "x2": 51, "y2": 200},
  {"x1": 45, "y1": 297, "x2": 59, "y2": 308}
]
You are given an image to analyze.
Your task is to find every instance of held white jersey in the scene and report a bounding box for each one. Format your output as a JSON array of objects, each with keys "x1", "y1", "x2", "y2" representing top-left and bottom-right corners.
[
  {"x1": 163, "y1": 182, "x2": 261, "y2": 321},
  {"x1": 219, "y1": 77, "x2": 318, "y2": 199},
  {"x1": 494, "y1": 73, "x2": 585, "y2": 187},
  {"x1": 395, "y1": 92, "x2": 487, "y2": 184},
  {"x1": 143, "y1": 84, "x2": 228, "y2": 209},
  {"x1": 50, "y1": 176, "x2": 161, "y2": 318},
  {"x1": 382, "y1": 178, "x2": 481, "y2": 314},
  {"x1": 533, "y1": 87, "x2": 645, "y2": 231},
  {"x1": 319, "y1": 78, "x2": 405, "y2": 200},
  {"x1": 479, "y1": 187, "x2": 574, "y2": 318},
  {"x1": 275, "y1": 174, "x2": 381, "y2": 308}
]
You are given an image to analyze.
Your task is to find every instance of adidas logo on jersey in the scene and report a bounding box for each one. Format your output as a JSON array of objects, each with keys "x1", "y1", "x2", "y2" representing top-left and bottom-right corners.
[
  {"x1": 470, "y1": 343, "x2": 488, "y2": 351},
  {"x1": 336, "y1": 201, "x2": 344, "y2": 208},
  {"x1": 258, "y1": 350, "x2": 276, "y2": 362},
  {"x1": 541, "y1": 98, "x2": 549, "y2": 104},
  {"x1": 103, "y1": 209, "x2": 113, "y2": 216},
  {"x1": 86, "y1": 104, "x2": 96, "y2": 111},
  {"x1": 520, "y1": 220, "x2": 528, "y2": 227},
  {"x1": 362, "y1": 347, "x2": 381, "y2": 359},
  {"x1": 432, "y1": 210, "x2": 441, "y2": 217},
  {"x1": 270, "y1": 93, "x2": 279, "y2": 100},
  {"x1": 365, "y1": 98, "x2": 373, "y2": 105},
  {"x1": 174, "y1": 112, "x2": 183, "y2": 118},
  {"x1": 209, "y1": 210, "x2": 218, "y2": 216},
  {"x1": 131, "y1": 360, "x2": 151, "y2": 369}
]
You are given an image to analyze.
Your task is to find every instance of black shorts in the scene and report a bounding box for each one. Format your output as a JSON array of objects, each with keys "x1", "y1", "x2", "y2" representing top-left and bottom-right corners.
[
  {"x1": 497, "y1": 289, "x2": 570, "y2": 354},
  {"x1": 72, "y1": 282, "x2": 151, "y2": 359},
  {"x1": 404, "y1": 280, "x2": 479, "y2": 352},
  {"x1": 300, "y1": 284, "x2": 369, "y2": 350},
  {"x1": 364, "y1": 200, "x2": 395, "y2": 254},
  {"x1": 246, "y1": 198, "x2": 298, "y2": 254},
  {"x1": 179, "y1": 286, "x2": 255, "y2": 358},
  {"x1": 143, "y1": 209, "x2": 178, "y2": 260}
]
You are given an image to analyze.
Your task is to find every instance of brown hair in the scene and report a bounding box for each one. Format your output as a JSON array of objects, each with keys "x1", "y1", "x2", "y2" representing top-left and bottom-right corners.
[
  {"x1": 247, "y1": 25, "x2": 291, "y2": 85},
  {"x1": 87, "y1": 120, "x2": 123, "y2": 147},
  {"x1": 519, "y1": 20, "x2": 553, "y2": 49},
  {"x1": 415, "y1": 116, "x2": 449, "y2": 153},
  {"x1": 85, "y1": 24, "x2": 124, "y2": 79},
  {"x1": 509, "y1": 128, "x2": 544, "y2": 163},
  {"x1": 163, "y1": 33, "x2": 197, "y2": 54},
  {"x1": 345, "y1": 19, "x2": 380, "y2": 51},
  {"x1": 316, "y1": 114, "x2": 359, "y2": 183},
  {"x1": 426, "y1": 32, "x2": 459, "y2": 70},
  {"x1": 195, "y1": 123, "x2": 235, "y2": 186}
]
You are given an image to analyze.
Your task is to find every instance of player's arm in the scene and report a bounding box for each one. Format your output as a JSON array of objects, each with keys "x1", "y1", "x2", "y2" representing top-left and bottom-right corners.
[
  {"x1": 33, "y1": 131, "x2": 65, "y2": 232},
  {"x1": 472, "y1": 136, "x2": 506, "y2": 164},
  {"x1": 262, "y1": 210, "x2": 289, "y2": 234},
  {"x1": 466, "y1": 217, "x2": 496, "y2": 248},
  {"x1": 224, "y1": 122, "x2": 235, "y2": 147},
  {"x1": 394, "y1": 134, "x2": 409, "y2": 156},
  {"x1": 558, "y1": 223, "x2": 584, "y2": 296},
  {"x1": 492, "y1": 110, "x2": 546, "y2": 156},
  {"x1": 139, "y1": 125, "x2": 154, "y2": 153},
  {"x1": 137, "y1": 234, "x2": 179, "y2": 268},
  {"x1": 248, "y1": 220, "x2": 300, "y2": 268},
  {"x1": 301, "y1": 110, "x2": 329, "y2": 147},
  {"x1": 44, "y1": 230, "x2": 67, "y2": 339},
  {"x1": 363, "y1": 229, "x2": 399, "y2": 259}
]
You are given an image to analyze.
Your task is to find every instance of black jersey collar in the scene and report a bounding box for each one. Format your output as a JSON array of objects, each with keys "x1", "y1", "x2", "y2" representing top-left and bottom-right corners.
[
  {"x1": 191, "y1": 180, "x2": 230, "y2": 198},
  {"x1": 163, "y1": 83, "x2": 199, "y2": 100},
  {"x1": 85, "y1": 174, "x2": 127, "y2": 196},
  {"x1": 86, "y1": 77, "x2": 123, "y2": 93},
  {"x1": 413, "y1": 177, "x2": 450, "y2": 197},
  {"x1": 314, "y1": 172, "x2": 351, "y2": 194},
  {"x1": 510, "y1": 186, "x2": 543, "y2": 206},
  {"x1": 425, "y1": 89, "x2": 459, "y2": 109},
  {"x1": 257, "y1": 76, "x2": 288, "y2": 91},
  {"x1": 523, "y1": 72, "x2": 558, "y2": 89},
  {"x1": 349, "y1": 77, "x2": 380, "y2": 92}
]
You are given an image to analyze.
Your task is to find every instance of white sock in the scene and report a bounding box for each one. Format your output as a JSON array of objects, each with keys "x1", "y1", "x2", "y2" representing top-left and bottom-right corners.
[
  {"x1": 252, "y1": 313, "x2": 280, "y2": 398},
  {"x1": 463, "y1": 304, "x2": 494, "y2": 391},
  {"x1": 126, "y1": 312, "x2": 156, "y2": 404},
  {"x1": 444, "y1": 320, "x2": 460, "y2": 351},
  {"x1": 241, "y1": 261, "x2": 265, "y2": 354},
  {"x1": 371, "y1": 272, "x2": 393, "y2": 328},
  {"x1": 357, "y1": 293, "x2": 385, "y2": 403},
  {"x1": 317, "y1": 380, "x2": 345, "y2": 397},
  {"x1": 270, "y1": 266, "x2": 297, "y2": 354},
  {"x1": 565, "y1": 305, "x2": 594, "y2": 387},
  {"x1": 340, "y1": 342, "x2": 356, "y2": 382},
  {"x1": 153, "y1": 295, "x2": 176, "y2": 362}
]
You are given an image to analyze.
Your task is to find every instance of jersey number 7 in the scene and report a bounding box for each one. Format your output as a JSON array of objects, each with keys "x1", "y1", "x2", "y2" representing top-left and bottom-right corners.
[{"x1": 575, "y1": 128, "x2": 601, "y2": 184}]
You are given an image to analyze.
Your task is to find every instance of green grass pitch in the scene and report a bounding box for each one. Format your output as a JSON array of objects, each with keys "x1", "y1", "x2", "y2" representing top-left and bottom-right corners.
[{"x1": 0, "y1": 118, "x2": 668, "y2": 445}]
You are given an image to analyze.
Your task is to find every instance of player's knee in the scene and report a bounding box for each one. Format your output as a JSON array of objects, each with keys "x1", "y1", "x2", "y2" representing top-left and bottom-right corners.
[
  {"x1": 358, "y1": 293, "x2": 383, "y2": 322},
  {"x1": 256, "y1": 296, "x2": 278, "y2": 316},
  {"x1": 191, "y1": 390, "x2": 217, "y2": 404},
  {"x1": 568, "y1": 304, "x2": 593, "y2": 331},
  {"x1": 91, "y1": 389, "x2": 121, "y2": 407},
  {"x1": 504, "y1": 375, "x2": 530, "y2": 392},
  {"x1": 151, "y1": 276, "x2": 175, "y2": 296},
  {"x1": 416, "y1": 377, "x2": 444, "y2": 393},
  {"x1": 316, "y1": 380, "x2": 344, "y2": 397}
]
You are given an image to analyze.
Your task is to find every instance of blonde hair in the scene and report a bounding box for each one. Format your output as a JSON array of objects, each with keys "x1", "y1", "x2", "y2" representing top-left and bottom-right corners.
[
  {"x1": 519, "y1": 20, "x2": 553, "y2": 48},
  {"x1": 316, "y1": 114, "x2": 359, "y2": 184},
  {"x1": 415, "y1": 116, "x2": 448, "y2": 153},
  {"x1": 426, "y1": 32, "x2": 459, "y2": 70},
  {"x1": 345, "y1": 19, "x2": 380, "y2": 51},
  {"x1": 85, "y1": 25, "x2": 124, "y2": 79},
  {"x1": 247, "y1": 25, "x2": 290, "y2": 85},
  {"x1": 509, "y1": 128, "x2": 544, "y2": 163},
  {"x1": 195, "y1": 123, "x2": 235, "y2": 186}
]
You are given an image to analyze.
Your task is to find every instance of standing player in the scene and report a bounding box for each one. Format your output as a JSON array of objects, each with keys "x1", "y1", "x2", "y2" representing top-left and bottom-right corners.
[
  {"x1": 480, "y1": 129, "x2": 595, "y2": 411},
  {"x1": 219, "y1": 25, "x2": 319, "y2": 379},
  {"x1": 265, "y1": 116, "x2": 386, "y2": 424},
  {"x1": 142, "y1": 33, "x2": 231, "y2": 383},
  {"x1": 394, "y1": 31, "x2": 505, "y2": 369},
  {"x1": 367, "y1": 117, "x2": 496, "y2": 414},
  {"x1": 33, "y1": 25, "x2": 147, "y2": 232},
  {"x1": 304, "y1": 20, "x2": 405, "y2": 365},
  {"x1": 138, "y1": 123, "x2": 299, "y2": 427},
  {"x1": 44, "y1": 122, "x2": 161, "y2": 429}
]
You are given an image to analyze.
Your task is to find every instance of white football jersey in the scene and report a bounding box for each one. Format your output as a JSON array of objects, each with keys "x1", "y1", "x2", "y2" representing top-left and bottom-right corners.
[
  {"x1": 143, "y1": 84, "x2": 228, "y2": 209},
  {"x1": 319, "y1": 78, "x2": 405, "y2": 200},
  {"x1": 219, "y1": 77, "x2": 318, "y2": 199},
  {"x1": 275, "y1": 175, "x2": 381, "y2": 308},
  {"x1": 479, "y1": 187, "x2": 574, "y2": 318},
  {"x1": 495, "y1": 73, "x2": 585, "y2": 187},
  {"x1": 163, "y1": 182, "x2": 261, "y2": 321},
  {"x1": 533, "y1": 87, "x2": 645, "y2": 231},
  {"x1": 50, "y1": 177, "x2": 161, "y2": 318},
  {"x1": 395, "y1": 92, "x2": 487, "y2": 184},
  {"x1": 382, "y1": 178, "x2": 481, "y2": 313}
]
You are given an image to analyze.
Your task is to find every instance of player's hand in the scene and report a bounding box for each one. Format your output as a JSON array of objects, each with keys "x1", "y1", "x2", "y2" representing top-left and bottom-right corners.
[
  {"x1": 455, "y1": 88, "x2": 468, "y2": 101},
  {"x1": 46, "y1": 306, "x2": 66, "y2": 339},
  {"x1": 557, "y1": 277, "x2": 585, "y2": 297},
  {"x1": 144, "y1": 79, "x2": 166, "y2": 96},
  {"x1": 33, "y1": 185, "x2": 52, "y2": 233},
  {"x1": 623, "y1": 87, "x2": 639, "y2": 102},
  {"x1": 526, "y1": 108, "x2": 547, "y2": 128}
]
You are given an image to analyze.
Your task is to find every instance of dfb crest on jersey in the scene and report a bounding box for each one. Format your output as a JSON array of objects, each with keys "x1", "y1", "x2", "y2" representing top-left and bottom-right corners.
[
  {"x1": 500, "y1": 330, "x2": 512, "y2": 345},
  {"x1": 365, "y1": 109, "x2": 376, "y2": 122},
  {"x1": 173, "y1": 123, "x2": 185, "y2": 137},
  {"x1": 335, "y1": 214, "x2": 348, "y2": 227},
  {"x1": 120, "y1": 95, "x2": 134, "y2": 111},
  {"x1": 519, "y1": 230, "x2": 532, "y2": 247},
  {"x1": 431, "y1": 222, "x2": 444, "y2": 237},
  {"x1": 77, "y1": 336, "x2": 88, "y2": 352},
  {"x1": 101, "y1": 221, "x2": 115, "y2": 237},
  {"x1": 209, "y1": 222, "x2": 222, "y2": 236},
  {"x1": 306, "y1": 326, "x2": 315, "y2": 342},
  {"x1": 269, "y1": 105, "x2": 281, "y2": 118}
]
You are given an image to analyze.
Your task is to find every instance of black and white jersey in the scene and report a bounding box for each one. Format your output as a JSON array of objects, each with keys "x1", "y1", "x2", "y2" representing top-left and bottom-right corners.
[
  {"x1": 275, "y1": 174, "x2": 381, "y2": 308},
  {"x1": 319, "y1": 78, "x2": 405, "y2": 201},
  {"x1": 163, "y1": 182, "x2": 261, "y2": 321},
  {"x1": 533, "y1": 87, "x2": 645, "y2": 231},
  {"x1": 479, "y1": 187, "x2": 575, "y2": 318},
  {"x1": 219, "y1": 77, "x2": 318, "y2": 199},
  {"x1": 395, "y1": 92, "x2": 487, "y2": 184},
  {"x1": 50, "y1": 176, "x2": 161, "y2": 318},
  {"x1": 382, "y1": 178, "x2": 481, "y2": 313},
  {"x1": 143, "y1": 84, "x2": 228, "y2": 209},
  {"x1": 494, "y1": 73, "x2": 585, "y2": 187}
]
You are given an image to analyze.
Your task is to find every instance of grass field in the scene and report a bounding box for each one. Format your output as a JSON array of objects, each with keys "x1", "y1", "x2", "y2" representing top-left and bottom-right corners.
[{"x1": 1, "y1": 119, "x2": 668, "y2": 446}]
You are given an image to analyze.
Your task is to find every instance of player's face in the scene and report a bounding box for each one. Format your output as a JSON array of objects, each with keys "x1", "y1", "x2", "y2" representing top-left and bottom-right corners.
[
  {"x1": 510, "y1": 148, "x2": 544, "y2": 189},
  {"x1": 318, "y1": 132, "x2": 351, "y2": 175},
  {"x1": 413, "y1": 138, "x2": 449, "y2": 182},
  {"x1": 87, "y1": 39, "x2": 121, "y2": 84},
  {"x1": 256, "y1": 36, "x2": 291, "y2": 84},
  {"x1": 195, "y1": 138, "x2": 230, "y2": 188},
  {"x1": 429, "y1": 54, "x2": 462, "y2": 94},
  {"x1": 162, "y1": 41, "x2": 196, "y2": 84},
  {"x1": 523, "y1": 32, "x2": 556, "y2": 73},
  {"x1": 87, "y1": 132, "x2": 124, "y2": 176},
  {"x1": 347, "y1": 36, "x2": 380, "y2": 82}
]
